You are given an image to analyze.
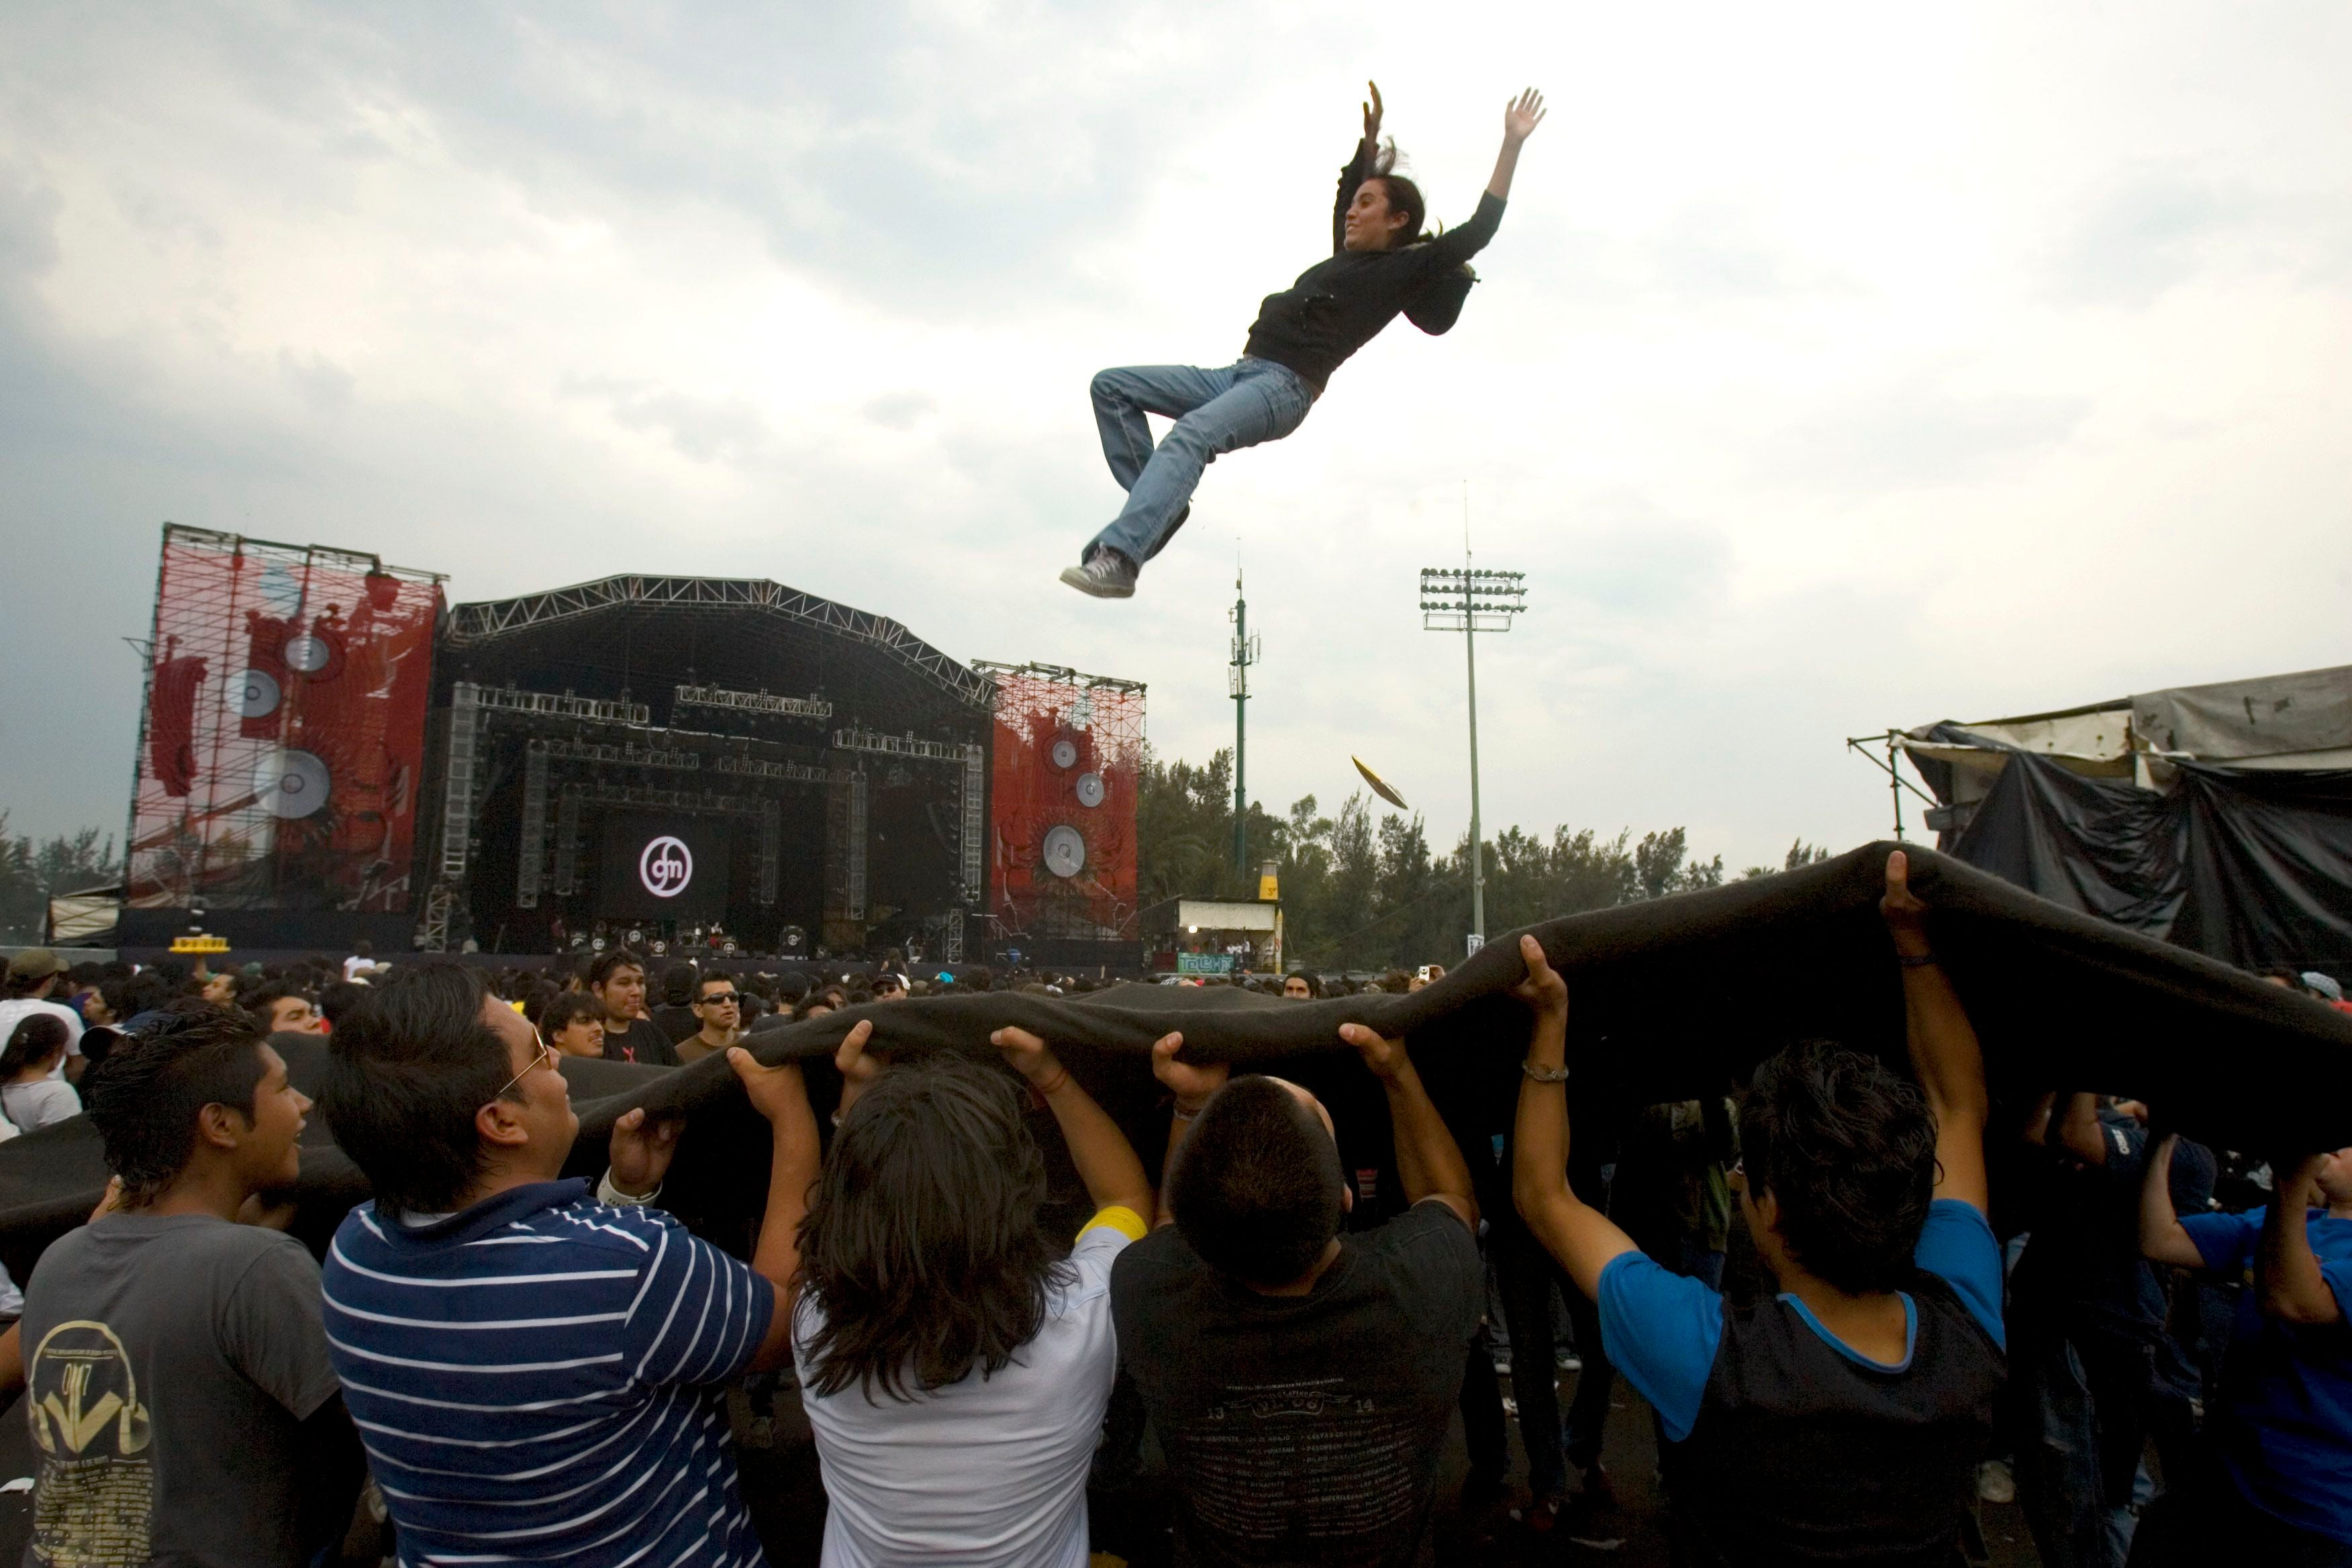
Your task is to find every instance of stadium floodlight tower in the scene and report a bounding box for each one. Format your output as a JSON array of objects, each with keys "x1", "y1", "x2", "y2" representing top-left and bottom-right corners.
[{"x1": 1419, "y1": 558, "x2": 1527, "y2": 952}]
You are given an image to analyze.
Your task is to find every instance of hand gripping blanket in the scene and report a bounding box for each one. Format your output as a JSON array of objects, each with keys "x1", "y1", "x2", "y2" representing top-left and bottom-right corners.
[{"x1": 5, "y1": 842, "x2": 2347, "y2": 1279}]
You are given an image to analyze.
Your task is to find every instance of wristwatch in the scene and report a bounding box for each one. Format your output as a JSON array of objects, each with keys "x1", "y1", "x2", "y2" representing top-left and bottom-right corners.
[{"x1": 597, "y1": 1168, "x2": 660, "y2": 1207}]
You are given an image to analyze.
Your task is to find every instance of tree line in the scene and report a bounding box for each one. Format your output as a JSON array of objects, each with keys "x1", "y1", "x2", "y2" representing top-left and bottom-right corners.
[
  {"x1": 0, "y1": 814, "x2": 122, "y2": 944},
  {"x1": 1134, "y1": 748, "x2": 1827, "y2": 973}
]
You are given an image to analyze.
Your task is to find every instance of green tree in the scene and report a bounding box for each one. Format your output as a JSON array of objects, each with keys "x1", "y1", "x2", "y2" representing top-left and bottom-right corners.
[
  {"x1": 1741, "y1": 838, "x2": 1830, "y2": 881},
  {"x1": 0, "y1": 814, "x2": 122, "y2": 944},
  {"x1": 1135, "y1": 752, "x2": 1800, "y2": 974}
]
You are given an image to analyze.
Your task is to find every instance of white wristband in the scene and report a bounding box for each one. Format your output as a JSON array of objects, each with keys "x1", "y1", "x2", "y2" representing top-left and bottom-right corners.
[{"x1": 597, "y1": 1168, "x2": 660, "y2": 1207}]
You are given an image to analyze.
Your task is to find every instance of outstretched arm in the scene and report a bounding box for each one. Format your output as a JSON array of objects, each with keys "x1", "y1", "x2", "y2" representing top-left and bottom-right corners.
[
  {"x1": 1418, "y1": 89, "x2": 1547, "y2": 272},
  {"x1": 2140, "y1": 1132, "x2": 2206, "y2": 1267},
  {"x1": 1336, "y1": 81, "x2": 1383, "y2": 254},
  {"x1": 993, "y1": 1028, "x2": 1154, "y2": 1221},
  {"x1": 2259, "y1": 1155, "x2": 2345, "y2": 1325},
  {"x1": 1508, "y1": 934, "x2": 1640, "y2": 1299},
  {"x1": 1338, "y1": 1023, "x2": 1477, "y2": 1229},
  {"x1": 1484, "y1": 88, "x2": 1545, "y2": 201},
  {"x1": 1882, "y1": 850, "x2": 1991, "y2": 1214},
  {"x1": 725, "y1": 1022, "x2": 851, "y2": 1371}
]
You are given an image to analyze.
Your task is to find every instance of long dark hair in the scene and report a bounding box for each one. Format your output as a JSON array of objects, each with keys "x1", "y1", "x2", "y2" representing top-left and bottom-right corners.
[
  {"x1": 795, "y1": 1053, "x2": 1067, "y2": 1402},
  {"x1": 1367, "y1": 138, "x2": 1428, "y2": 245},
  {"x1": 1, "y1": 1015, "x2": 70, "y2": 1076}
]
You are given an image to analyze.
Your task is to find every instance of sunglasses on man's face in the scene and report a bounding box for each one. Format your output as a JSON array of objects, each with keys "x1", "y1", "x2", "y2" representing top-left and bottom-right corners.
[
  {"x1": 699, "y1": 992, "x2": 740, "y2": 1006},
  {"x1": 873, "y1": 980, "x2": 901, "y2": 993}
]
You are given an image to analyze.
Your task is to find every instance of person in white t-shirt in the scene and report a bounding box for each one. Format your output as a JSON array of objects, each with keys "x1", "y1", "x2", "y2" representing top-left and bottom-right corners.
[
  {"x1": 1, "y1": 1015, "x2": 81, "y2": 1132},
  {"x1": 788, "y1": 1026, "x2": 1155, "y2": 1568},
  {"x1": 0, "y1": 948, "x2": 85, "y2": 1083}
]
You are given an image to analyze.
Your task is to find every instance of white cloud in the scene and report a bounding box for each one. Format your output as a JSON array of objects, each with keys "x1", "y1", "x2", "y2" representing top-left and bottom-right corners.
[{"x1": 1, "y1": 0, "x2": 2348, "y2": 891}]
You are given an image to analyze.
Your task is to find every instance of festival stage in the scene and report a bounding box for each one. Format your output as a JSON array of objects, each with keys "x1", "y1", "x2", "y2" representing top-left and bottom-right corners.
[{"x1": 117, "y1": 525, "x2": 1146, "y2": 966}]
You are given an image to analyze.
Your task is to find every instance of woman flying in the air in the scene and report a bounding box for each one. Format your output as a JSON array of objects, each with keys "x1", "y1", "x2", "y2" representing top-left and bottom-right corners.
[{"x1": 1062, "y1": 83, "x2": 1546, "y2": 599}]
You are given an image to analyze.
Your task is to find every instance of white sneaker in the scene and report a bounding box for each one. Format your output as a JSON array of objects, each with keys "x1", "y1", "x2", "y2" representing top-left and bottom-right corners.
[{"x1": 1059, "y1": 552, "x2": 1136, "y2": 599}]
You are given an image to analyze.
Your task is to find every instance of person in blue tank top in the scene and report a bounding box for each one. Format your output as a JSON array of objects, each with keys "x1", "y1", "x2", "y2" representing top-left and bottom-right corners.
[{"x1": 1511, "y1": 850, "x2": 2005, "y2": 1568}]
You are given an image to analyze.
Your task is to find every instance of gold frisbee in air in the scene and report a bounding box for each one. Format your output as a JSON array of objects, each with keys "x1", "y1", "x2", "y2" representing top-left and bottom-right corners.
[{"x1": 1352, "y1": 756, "x2": 1409, "y2": 812}]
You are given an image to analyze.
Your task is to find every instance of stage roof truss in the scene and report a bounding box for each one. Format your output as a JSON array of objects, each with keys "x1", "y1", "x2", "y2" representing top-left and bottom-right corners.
[
  {"x1": 573, "y1": 779, "x2": 771, "y2": 816},
  {"x1": 473, "y1": 692, "x2": 835, "y2": 769},
  {"x1": 713, "y1": 754, "x2": 834, "y2": 784},
  {"x1": 675, "y1": 683, "x2": 832, "y2": 722},
  {"x1": 446, "y1": 576, "x2": 993, "y2": 712},
  {"x1": 971, "y1": 658, "x2": 1148, "y2": 700},
  {"x1": 530, "y1": 736, "x2": 702, "y2": 773},
  {"x1": 832, "y1": 728, "x2": 976, "y2": 765},
  {"x1": 473, "y1": 684, "x2": 652, "y2": 726}
]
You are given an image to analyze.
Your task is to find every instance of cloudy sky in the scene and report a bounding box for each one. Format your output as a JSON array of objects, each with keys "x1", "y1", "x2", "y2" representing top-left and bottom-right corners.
[{"x1": 3, "y1": 1, "x2": 2347, "y2": 878}]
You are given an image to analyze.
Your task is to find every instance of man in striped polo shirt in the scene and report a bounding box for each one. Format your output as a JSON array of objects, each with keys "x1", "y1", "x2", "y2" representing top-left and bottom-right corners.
[{"x1": 319, "y1": 962, "x2": 827, "y2": 1568}]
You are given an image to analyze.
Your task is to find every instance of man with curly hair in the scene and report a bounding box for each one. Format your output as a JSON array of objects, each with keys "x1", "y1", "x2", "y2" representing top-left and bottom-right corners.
[{"x1": 1513, "y1": 851, "x2": 2004, "y2": 1567}]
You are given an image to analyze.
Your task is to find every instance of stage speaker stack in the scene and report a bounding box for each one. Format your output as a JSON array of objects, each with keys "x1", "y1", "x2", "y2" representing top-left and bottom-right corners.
[{"x1": 1038, "y1": 725, "x2": 1112, "y2": 883}]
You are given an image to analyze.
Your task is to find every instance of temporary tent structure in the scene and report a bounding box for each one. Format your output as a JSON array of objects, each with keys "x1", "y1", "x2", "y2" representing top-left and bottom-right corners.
[
  {"x1": 44, "y1": 883, "x2": 122, "y2": 946},
  {"x1": 1896, "y1": 665, "x2": 2352, "y2": 970}
]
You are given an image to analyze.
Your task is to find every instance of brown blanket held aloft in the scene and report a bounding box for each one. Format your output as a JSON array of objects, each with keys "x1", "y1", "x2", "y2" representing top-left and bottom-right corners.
[{"x1": 5, "y1": 842, "x2": 2347, "y2": 1278}]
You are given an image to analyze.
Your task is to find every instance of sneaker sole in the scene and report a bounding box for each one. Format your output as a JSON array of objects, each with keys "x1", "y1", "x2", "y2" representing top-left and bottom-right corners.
[{"x1": 1058, "y1": 565, "x2": 1134, "y2": 599}]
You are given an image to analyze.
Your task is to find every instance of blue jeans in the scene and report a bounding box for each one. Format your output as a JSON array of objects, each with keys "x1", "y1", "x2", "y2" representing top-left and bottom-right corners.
[
  {"x1": 2019, "y1": 1322, "x2": 2155, "y2": 1568},
  {"x1": 1085, "y1": 358, "x2": 1314, "y2": 567}
]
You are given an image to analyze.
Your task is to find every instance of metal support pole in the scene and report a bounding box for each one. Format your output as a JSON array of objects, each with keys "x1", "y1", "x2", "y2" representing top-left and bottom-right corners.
[
  {"x1": 1228, "y1": 569, "x2": 1258, "y2": 875},
  {"x1": 1420, "y1": 550, "x2": 1523, "y2": 957},
  {"x1": 1233, "y1": 584, "x2": 1247, "y2": 873},
  {"x1": 1887, "y1": 734, "x2": 1906, "y2": 841},
  {"x1": 1464, "y1": 600, "x2": 1485, "y2": 944}
]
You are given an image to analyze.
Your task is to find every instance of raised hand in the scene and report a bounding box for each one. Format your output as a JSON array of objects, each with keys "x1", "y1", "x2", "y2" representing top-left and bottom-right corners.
[
  {"x1": 831, "y1": 1018, "x2": 883, "y2": 1118},
  {"x1": 1338, "y1": 1022, "x2": 1412, "y2": 1081},
  {"x1": 1362, "y1": 80, "x2": 1384, "y2": 145},
  {"x1": 1150, "y1": 1031, "x2": 1229, "y2": 1112},
  {"x1": 991, "y1": 1026, "x2": 1062, "y2": 1087},
  {"x1": 726, "y1": 1045, "x2": 813, "y2": 1127},
  {"x1": 1503, "y1": 87, "x2": 1546, "y2": 144},
  {"x1": 1509, "y1": 933, "x2": 1569, "y2": 1020},
  {"x1": 608, "y1": 1105, "x2": 684, "y2": 1195},
  {"x1": 1881, "y1": 850, "x2": 1932, "y2": 957}
]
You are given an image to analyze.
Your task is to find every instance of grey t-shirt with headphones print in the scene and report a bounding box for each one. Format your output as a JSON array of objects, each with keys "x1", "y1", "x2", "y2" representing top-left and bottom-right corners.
[{"x1": 19, "y1": 1213, "x2": 338, "y2": 1568}]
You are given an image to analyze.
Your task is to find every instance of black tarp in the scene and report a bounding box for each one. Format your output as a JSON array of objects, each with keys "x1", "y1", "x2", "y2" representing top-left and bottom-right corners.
[
  {"x1": 1951, "y1": 754, "x2": 2352, "y2": 971},
  {"x1": 6, "y1": 842, "x2": 2351, "y2": 1281}
]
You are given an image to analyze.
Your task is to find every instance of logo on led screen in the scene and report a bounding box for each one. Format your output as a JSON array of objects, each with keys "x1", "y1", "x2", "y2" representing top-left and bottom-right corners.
[{"x1": 639, "y1": 836, "x2": 693, "y2": 899}]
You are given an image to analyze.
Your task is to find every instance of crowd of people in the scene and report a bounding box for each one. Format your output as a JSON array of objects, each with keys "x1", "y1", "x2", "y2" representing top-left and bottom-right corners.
[{"x1": 0, "y1": 855, "x2": 2347, "y2": 1567}]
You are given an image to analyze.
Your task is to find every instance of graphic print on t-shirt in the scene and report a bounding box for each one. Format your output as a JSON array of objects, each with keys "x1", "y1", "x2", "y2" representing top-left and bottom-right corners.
[
  {"x1": 27, "y1": 1320, "x2": 156, "y2": 1567},
  {"x1": 1169, "y1": 1373, "x2": 1424, "y2": 1546}
]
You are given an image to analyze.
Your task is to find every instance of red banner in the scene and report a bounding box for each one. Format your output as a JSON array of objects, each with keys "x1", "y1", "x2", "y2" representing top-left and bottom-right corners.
[{"x1": 127, "y1": 528, "x2": 442, "y2": 913}]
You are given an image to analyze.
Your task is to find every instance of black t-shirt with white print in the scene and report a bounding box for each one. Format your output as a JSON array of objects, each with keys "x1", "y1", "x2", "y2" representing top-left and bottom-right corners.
[{"x1": 1110, "y1": 1200, "x2": 1483, "y2": 1567}]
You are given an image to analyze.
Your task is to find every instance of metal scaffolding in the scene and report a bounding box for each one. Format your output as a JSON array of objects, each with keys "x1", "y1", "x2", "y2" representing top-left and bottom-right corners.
[{"x1": 445, "y1": 575, "x2": 995, "y2": 711}]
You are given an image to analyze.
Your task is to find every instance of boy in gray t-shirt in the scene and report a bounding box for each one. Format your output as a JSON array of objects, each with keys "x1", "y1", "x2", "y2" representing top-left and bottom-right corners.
[{"x1": 5, "y1": 1005, "x2": 358, "y2": 1568}]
